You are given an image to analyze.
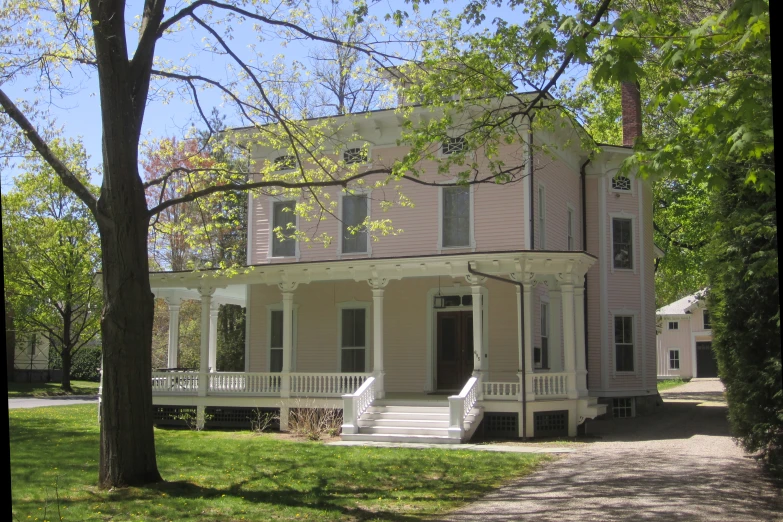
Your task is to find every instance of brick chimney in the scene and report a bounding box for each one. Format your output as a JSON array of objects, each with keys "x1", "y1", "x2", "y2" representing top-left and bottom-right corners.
[{"x1": 621, "y1": 81, "x2": 642, "y2": 146}]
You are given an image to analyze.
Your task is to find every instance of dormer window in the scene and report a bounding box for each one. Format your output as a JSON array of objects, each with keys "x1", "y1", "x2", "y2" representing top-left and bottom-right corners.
[
  {"x1": 343, "y1": 147, "x2": 368, "y2": 165},
  {"x1": 273, "y1": 155, "x2": 297, "y2": 171},
  {"x1": 442, "y1": 137, "x2": 466, "y2": 155},
  {"x1": 611, "y1": 175, "x2": 631, "y2": 191}
]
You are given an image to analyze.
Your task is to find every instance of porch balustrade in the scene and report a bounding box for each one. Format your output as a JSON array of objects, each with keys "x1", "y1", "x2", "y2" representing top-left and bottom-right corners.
[
  {"x1": 482, "y1": 381, "x2": 520, "y2": 400},
  {"x1": 290, "y1": 372, "x2": 370, "y2": 397},
  {"x1": 532, "y1": 372, "x2": 569, "y2": 397},
  {"x1": 151, "y1": 371, "x2": 200, "y2": 394},
  {"x1": 208, "y1": 372, "x2": 281, "y2": 395}
]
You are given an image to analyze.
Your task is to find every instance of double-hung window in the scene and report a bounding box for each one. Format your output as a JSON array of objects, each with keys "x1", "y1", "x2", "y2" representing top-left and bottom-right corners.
[
  {"x1": 271, "y1": 201, "x2": 296, "y2": 257},
  {"x1": 668, "y1": 321, "x2": 679, "y2": 330},
  {"x1": 269, "y1": 310, "x2": 284, "y2": 372},
  {"x1": 612, "y1": 218, "x2": 633, "y2": 269},
  {"x1": 442, "y1": 186, "x2": 470, "y2": 248},
  {"x1": 538, "y1": 185, "x2": 546, "y2": 249},
  {"x1": 614, "y1": 315, "x2": 634, "y2": 372},
  {"x1": 536, "y1": 303, "x2": 549, "y2": 369},
  {"x1": 340, "y1": 308, "x2": 367, "y2": 372},
  {"x1": 703, "y1": 309, "x2": 712, "y2": 330},
  {"x1": 669, "y1": 349, "x2": 680, "y2": 370},
  {"x1": 342, "y1": 194, "x2": 368, "y2": 254}
]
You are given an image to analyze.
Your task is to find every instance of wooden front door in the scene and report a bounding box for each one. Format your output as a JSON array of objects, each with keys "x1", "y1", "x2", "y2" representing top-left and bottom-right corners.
[
  {"x1": 436, "y1": 311, "x2": 474, "y2": 391},
  {"x1": 696, "y1": 341, "x2": 718, "y2": 378}
]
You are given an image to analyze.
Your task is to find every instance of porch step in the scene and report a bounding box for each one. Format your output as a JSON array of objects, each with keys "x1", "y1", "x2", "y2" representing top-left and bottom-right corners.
[{"x1": 343, "y1": 402, "x2": 484, "y2": 444}]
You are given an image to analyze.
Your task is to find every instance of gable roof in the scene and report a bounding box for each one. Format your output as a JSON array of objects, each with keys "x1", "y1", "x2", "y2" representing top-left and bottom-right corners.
[{"x1": 656, "y1": 289, "x2": 708, "y2": 316}]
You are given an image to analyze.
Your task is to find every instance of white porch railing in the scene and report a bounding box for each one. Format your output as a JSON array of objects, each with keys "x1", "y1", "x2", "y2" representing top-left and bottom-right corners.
[
  {"x1": 289, "y1": 372, "x2": 370, "y2": 397},
  {"x1": 448, "y1": 376, "x2": 479, "y2": 440},
  {"x1": 151, "y1": 372, "x2": 199, "y2": 394},
  {"x1": 208, "y1": 372, "x2": 281, "y2": 395},
  {"x1": 532, "y1": 372, "x2": 569, "y2": 397},
  {"x1": 340, "y1": 376, "x2": 376, "y2": 435},
  {"x1": 482, "y1": 381, "x2": 520, "y2": 400}
]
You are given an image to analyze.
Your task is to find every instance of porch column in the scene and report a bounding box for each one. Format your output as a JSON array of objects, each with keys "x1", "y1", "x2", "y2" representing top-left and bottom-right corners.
[
  {"x1": 549, "y1": 288, "x2": 562, "y2": 372},
  {"x1": 279, "y1": 282, "x2": 298, "y2": 399},
  {"x1": 208, "y1": 302, "x2": 219, "y2": 372},
  {"x1": 368, "y1": 278, "x2": 388, "y2": 399},
  {"x1": 465, "y1": 275, "x2": 486, "y2": 379},
  {"x1": 522, "y1": 280, "x2": 535, "y2": 400},
  {"x1": 164, "y1": 297, "x2": 181, "y2": 368},
  {"x1": 574, "y1": 276, "x2": 588, "y2": 396},
  {"x1": 515, "y1": 285, "x2": 523, "y2": 400},
  {"x1": 197, "y1": 287, "x2": 215, "y2": 429},
  {"x1": 560, "y1": 278, "x2": 578, "y2": 399}
]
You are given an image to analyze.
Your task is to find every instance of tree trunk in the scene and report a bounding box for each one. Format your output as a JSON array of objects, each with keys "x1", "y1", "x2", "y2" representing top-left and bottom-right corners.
[
  {"x1": 61, "y1": 301, "x2": 73, "y2": 392},
  {"x1": 61, "y1": 347, "x2": 73, "y2": 393},
  {"x1": 90, "y1": 0, "x2": 161, "y2": 488},
  {"x1": 6, "y1": 305, "x2": 15, "y2": 383}
]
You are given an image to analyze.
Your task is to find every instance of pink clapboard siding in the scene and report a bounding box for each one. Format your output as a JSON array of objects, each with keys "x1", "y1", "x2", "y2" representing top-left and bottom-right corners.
[
  {"x1": 657, "y1": 317, "x2": 694, "y2": 379},
  {"x1": 533, "y1": 152, "x2": 583, "y2": 252},
  {"x1": 249, "y1": 143, "x2": 527, "y2": 265}
]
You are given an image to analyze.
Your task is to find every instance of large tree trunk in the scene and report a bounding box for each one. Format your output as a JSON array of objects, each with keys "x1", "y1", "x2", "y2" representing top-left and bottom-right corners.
[
  {"x1": 91, "y1": 0, "x2": 162, "y2": 488},
  {"x1": 61, "y1": 347, "x2": 73, "y2": 393}
]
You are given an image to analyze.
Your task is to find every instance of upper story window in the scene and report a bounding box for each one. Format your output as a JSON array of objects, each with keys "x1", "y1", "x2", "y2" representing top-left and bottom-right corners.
[
  {"x1": 271, "y1": 200, "x2": 296, "y2": 257},
  {"x1": 273, "y1": 155, "x2": 297, "y2": 171},
  {"x1": 442, "y1": 136, "x2": 466, "y2": 155},
  {"x1": 703, "y1": 309, "x2": 712, "y2": 330},
  {"x1": 538, "y1": 185, "x2": 546, "y2": 249},
  {"x1": 611, "y1": 175, "x2": 631, "y2": 191},
  {"x1": 442, "y1": 186, "x2": 470, "y2": 248},
  {"x1": 342, "y1": 194, "x2": 368, "y2": 254},
  {"x1": 567, "y1": 207, "x2": 574, "y2": 251},
  {"x1": 340, "y1": 308, "x2": 367, "y2": 372},
  {"x1": 343, "y1": 147, "x2": 368, "y2": 165},
  {"x1": 668, "y1": 321, "x2": 679, "y2": 330},
  {"x1": 614, "y1": 315, "x2": 634, "y2": 372},
  {"x1": 612, "y1": 218, "x2": 633, "y2": 269}
]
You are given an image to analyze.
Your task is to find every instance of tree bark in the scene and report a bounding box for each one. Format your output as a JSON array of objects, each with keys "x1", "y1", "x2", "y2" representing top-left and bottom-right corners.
[
  {"x1": 90, "y1": 0, "x2": 162, "y2": 487},
  {"x1": 61, "y1": 346, "x2": 73, "y2": 393}
]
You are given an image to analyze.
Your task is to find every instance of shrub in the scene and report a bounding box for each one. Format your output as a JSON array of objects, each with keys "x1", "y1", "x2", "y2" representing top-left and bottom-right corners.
[{"x1": 288, "y1": 404, "x2": 342, "y2": 441}]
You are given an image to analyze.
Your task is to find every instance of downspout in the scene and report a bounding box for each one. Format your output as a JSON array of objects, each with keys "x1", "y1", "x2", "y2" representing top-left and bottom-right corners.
[
  {"x1": 529, "y1": 115, "x2": 535, "y2": 250},
  {"x1": 581, "y1": 158, "x2": 590, "y2": 384},
  {"x1": 467, "y1": 262, "x2": 527, "y2": 441}
]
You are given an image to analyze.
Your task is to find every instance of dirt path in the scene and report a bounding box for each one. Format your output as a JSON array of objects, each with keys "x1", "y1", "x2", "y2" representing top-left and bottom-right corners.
[{"x1": 445, "y1": 379, "x2": 782, "y2": 521}]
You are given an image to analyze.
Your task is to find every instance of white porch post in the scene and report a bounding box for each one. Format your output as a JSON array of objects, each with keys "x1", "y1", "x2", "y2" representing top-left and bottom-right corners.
[
  {"x1": 574, "y1": 277, "x2": 588, "y2": 396},
  {"x1": 369, "y1": 278, "x2": 388, "y2": 399},
  {"x1": 208, "y1": 302, "x2": 219, "y2": 372},
  {"x1": 549, "y1": 288, "x2": 562, "y2": 372},
  {"x1": 515, "y1": 285, "x2": 523, "y2": 400},
  {"x1": 465, "y1": 275, "x2": 486, "y2": 393},
  {"x1": 197, "y1": 287, "x2": 215, "y2": 429},
  {"x1": 279, "y1": 282, "x2": 298, "y2": 401},
  {"x1": 164, "y1": 297, "x2": 181, "y2": 369},
  {"x1": 522, "y1": 280, "x2": 535, "y2": 400},
  {"x1": 560, "y1": 278, "x2": 578, "y2": 399}
]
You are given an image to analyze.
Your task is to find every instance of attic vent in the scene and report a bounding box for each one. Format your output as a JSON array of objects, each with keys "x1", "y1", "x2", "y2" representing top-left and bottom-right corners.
[
  {"x1": 442, "y1": 136, "x2": 466, "y2": 155},
  {"x1": 533, "y1": 410, "x2": 568, "y2": 438},
  {"x1": 343, "y1": 147, "x2": 368, "y2": 164},
  {"x1": 611, "y1": 175, "x2": 631, "y2": 191},
  {"x1": 274, "y1": 155, "x2": 297, "y2": 171}
]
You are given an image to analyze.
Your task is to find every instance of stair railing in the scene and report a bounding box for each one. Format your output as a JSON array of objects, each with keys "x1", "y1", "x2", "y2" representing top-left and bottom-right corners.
[
  {"x1": 448, "y1": 376, "x2": 479, "y2": 440},
  {"x1": 340, "y1": 376, "x2": 376, "y2": 435}
]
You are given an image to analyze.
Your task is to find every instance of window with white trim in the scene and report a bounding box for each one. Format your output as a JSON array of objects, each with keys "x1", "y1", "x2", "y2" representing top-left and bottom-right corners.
[
  {"x1": 441, "y1": 186, "x2": 470, "y2": 247},
  {"x1": 567, "y1": 207, "x2": 574, "y2": 251},
  {"x1": 612, "y1": 218, "x2": 633, "y2": 269},
  {"x1": 614, "y1": 315, "x2": 634, "y2": 372},
  {"x1": 612, "y1": 397, "x2": 634, "y2": 418},
  {"x1": 271, "y1": 201, "x2": 296, "y2": 257},
  {"x1": 342, "y1": 194, "x2": 368, "y2": 254},
  {"x1": 611, "y1": 175, "x2": 631, "y2": 191},
  {"x1": 535, "y1": 302, "x2": 549, "y2": 369},
  {"x1": 343, "y1": 147, "x2": 368, "y2": 164},
  {"x1": 340, "y1": 308, "x2": 367, "y2": 372},
  {"x1": 538, "y1": 185, "x2": 546, "y2": 249},
  {"x1": 668, "y1": 321, "x2": 679, "y2": 330},
  {"x1": 703, "y1": 309, "x2": 712, "y2": 330},
  {"x1": 442, "y1": 136, "x2": 466, "y2": 155},
  {"x1": 669, "y1": 349, "x2": 680, "y2": 370},
  {"x1": 269, "y1": 310, "x2": 284, "y2": 372}
]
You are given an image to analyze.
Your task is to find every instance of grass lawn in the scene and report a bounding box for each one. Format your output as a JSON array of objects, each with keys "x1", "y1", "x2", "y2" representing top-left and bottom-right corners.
[
  {"x1": 657, "y1": 378, "x2": 687, "y2": 391},
  {"x1": 7, "y1": 380, "x2": 100, "y2": 398},
  {"x1": 10, "y1": 405, "x2": 548, "y2": 521}
]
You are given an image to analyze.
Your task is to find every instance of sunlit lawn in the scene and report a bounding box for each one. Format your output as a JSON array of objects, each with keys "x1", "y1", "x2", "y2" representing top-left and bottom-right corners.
[
  {"x1": 8, "y1": 380, "x2": 100, "y2": 398},
  {"x1": 657, "y1": 378, "x2": 688, "y2": 391},
  {"x1": 11, "y1": 405, "x2": 547, "y2": 521}
]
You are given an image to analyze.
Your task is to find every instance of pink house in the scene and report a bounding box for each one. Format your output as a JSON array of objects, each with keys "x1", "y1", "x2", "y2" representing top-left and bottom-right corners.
[
  {"x1": 656, "y1": 290, "x2": 717, "y2": 380},
  {"x1": 148, "y1": 85, "x2": 659, "y2": 441}
]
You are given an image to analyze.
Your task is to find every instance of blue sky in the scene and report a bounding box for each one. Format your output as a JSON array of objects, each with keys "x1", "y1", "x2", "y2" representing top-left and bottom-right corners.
[{"x1": 0, "y1": 0, "x2": 520, "y2": 192}]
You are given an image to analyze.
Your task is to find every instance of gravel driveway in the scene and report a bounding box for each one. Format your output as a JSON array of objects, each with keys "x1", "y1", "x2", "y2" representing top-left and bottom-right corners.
[{"x1": 446, "y1": 379, "x2": 783, "y2": 521}]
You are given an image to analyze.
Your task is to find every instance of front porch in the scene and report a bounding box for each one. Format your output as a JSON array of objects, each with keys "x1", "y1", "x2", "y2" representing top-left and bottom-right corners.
[{"x1": 148, "y1": 251, "x2": 607, "y2": 440}]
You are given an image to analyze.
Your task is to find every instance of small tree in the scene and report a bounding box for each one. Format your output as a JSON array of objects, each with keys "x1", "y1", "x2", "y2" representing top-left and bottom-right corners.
[{"x1": 2, "y1": 140, "x2": 101, "y2": 392}]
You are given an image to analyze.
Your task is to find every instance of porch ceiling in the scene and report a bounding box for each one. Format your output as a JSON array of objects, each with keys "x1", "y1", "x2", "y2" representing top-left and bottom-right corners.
[{"x1": 148, "y1": 250, "x2": 597, "y2": 293}]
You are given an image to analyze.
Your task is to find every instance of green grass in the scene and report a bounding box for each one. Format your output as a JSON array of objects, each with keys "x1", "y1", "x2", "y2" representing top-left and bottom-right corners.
[
  {"x1": 657, "y1": 378, "x2": 687, "y2": 391},
  {"x1": 7, "y1": 380, "x2": 100, "y2": 398},
  {"x1": 10, "y1": 405, "x2": 547, "y2": 521}
]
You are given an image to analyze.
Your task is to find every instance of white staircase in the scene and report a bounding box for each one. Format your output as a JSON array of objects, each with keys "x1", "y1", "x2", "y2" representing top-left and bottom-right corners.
[{"x1": 341, "y1": 399, "x2": 484, "y2": 444}]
